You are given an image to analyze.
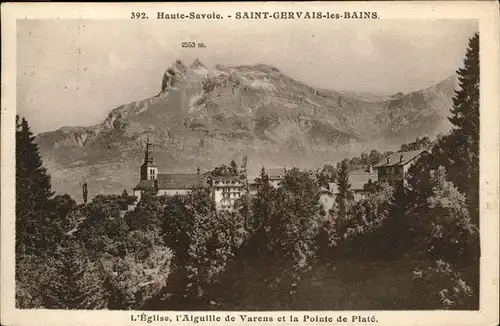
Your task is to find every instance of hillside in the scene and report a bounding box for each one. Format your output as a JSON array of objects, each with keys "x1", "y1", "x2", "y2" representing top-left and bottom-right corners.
[{"x1": 36, "y1": 60, "x2": 457, "y2": 199}]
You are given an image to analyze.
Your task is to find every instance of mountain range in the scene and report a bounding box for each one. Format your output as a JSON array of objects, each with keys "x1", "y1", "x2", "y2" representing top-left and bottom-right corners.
[{"x1": 36, "y1": 59, "x2": 458, "y2": 199}]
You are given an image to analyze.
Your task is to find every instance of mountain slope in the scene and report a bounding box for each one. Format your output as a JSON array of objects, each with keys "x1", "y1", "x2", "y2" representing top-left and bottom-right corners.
[{"x1": 36, "y1": 60, "x2": 457, "y2": 199}]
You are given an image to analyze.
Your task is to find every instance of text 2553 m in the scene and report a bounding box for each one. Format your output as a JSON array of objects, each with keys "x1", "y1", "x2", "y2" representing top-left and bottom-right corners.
[
  {"x1": 131, "y1": 12, "x2": 148, "y2": 19},
  {"x1": 181, "y1": 42, "x2": 206, "y2": 48}
]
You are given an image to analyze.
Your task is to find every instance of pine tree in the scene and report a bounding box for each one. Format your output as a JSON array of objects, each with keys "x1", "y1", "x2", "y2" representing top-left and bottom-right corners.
[
  {"x1": 335, "y1": 160, "x2": 353, "y2": 219},
  {"x1": 438, "y1": 33, "x2": 480, "y2": 226},
  {"x1": 449, "y1": 33, "x2": 479, "y2": 142},
  {"x1": 251, "y1": 167, "x2": 274, "y2": 230},
  {"x1": 16, "y1": 116, "x2": 53, "y2": 214},
  {"x1": 16, "y1": 115, "x2": 54, "y2": 255},
  {"x1": 49, "y1": 240, "x2": 107, "y2": 309},
  {"x1": 229, "y1": 160, "x2": 238, "y2": 177},
  {"x1": 83, "y1": 183, "x2": 88, "y2": 204}
]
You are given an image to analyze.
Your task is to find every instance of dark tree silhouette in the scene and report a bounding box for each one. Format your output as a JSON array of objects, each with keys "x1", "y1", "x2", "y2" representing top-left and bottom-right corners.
[
  {"x1": 229, "y1": 160, "x2": 238, "y2": 177},
  {"x1": 16, "y1": 115, "x2": 54, "y2": 255},
  {"x1": 83, "y1": 183, "x2": 88, "y2": 204},
  {"x1": 335, "y1": 160, "x2": 353, "y2": 219},
  {"x1": 433, "y1": 32, "x2": 480, "y2": 226}
]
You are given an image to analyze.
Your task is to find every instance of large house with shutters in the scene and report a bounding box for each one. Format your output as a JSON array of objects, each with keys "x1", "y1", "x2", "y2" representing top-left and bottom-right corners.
[
  {"x1": 212, "y1": 176, "x2": 246, "y2": 211},
  {"x1": 374, "y1": 149, "x2": 429, "y2": 186}
]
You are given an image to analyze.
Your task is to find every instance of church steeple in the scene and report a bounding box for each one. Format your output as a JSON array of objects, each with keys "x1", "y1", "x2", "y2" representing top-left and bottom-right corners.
[
  {"x1": 140, "y1": 137, "x2": 158, "y2": 181},
  {"x1": 144, "y1": 136, "x2": 153, "y2": 164}
]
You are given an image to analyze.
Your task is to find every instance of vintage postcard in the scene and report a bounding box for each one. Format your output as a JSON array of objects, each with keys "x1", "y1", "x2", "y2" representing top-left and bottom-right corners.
[{"x1": 1, "y1": 1, "x2": 499, "y2": 325}]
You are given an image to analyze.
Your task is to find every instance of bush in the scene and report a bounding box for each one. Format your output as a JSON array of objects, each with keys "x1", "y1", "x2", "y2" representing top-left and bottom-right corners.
[{"x1": 412, "y1": 259, "x2": 474, "y2": 309}]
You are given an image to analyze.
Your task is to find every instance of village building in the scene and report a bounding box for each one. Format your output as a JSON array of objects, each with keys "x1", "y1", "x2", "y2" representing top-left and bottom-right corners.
[
  {"x1": 247, "y1": 175, "x2": 260, "y2": 196},
  {"x1": 318, "y1": 166, "x2": 377, "y2": 213},
  {"x1": 346, "y1": 167, "x2": 378, "y2": 201},
  {"x1": 374, "y1": 149, "x2": 429, "y2": 186},
  {"x1": 212, "y1": 176, "x2": 246, "y2": 211},
  {"x1": 267, "y1": 167, "x2": 286, "y2": 188},
  {"x1": 327, "y1": 166, "x2": 378, "y2": 201},
  {"x1": 132, "y1": 141, "x2": 206, "y2": 202}
]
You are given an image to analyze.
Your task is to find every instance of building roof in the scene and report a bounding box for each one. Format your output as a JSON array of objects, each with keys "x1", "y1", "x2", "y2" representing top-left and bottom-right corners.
[
  {"x1": 134, "y1": 174, "x2": 207, "y2": 191},
  {"x1": 331, "y1": 170, "x2": 377, "y2": 193},
  {"x1": 268, "y1": 167, "x2": 286, "y2": 179},
  {"x1": 133, "y1": 180, "x2": 156, "y2": 191},
  {"x1": 157, "y1": 174, "x2": 207, "y2": 190},
  {"x1": 349, "y1": 170, "x2": 378, "y2": 190},
  {"x1": 373, "y1": 150, "x2": 428, "y2": 168},
  {"x1": 213, "y1": 176, "x2": 244, "y2": 186}
]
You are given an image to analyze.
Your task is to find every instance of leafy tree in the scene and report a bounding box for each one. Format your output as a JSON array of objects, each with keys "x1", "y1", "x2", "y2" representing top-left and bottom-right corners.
[
  {"x1": 104, "y1": 232, "x2": 173, "y2": 310},
  {"x1": 321, "y1": 164, "x2": 336, "y2": 176},
  {"x1": 74, "y1": 196, "x2": 130, "y2": 256},
  {"x1": 368, "y1": 150, "x2": 383, "y2": 166},
  {"x1": 399, "y1": 137, "x2": 433, "y2": 152},
  {"x1": 127, "y1": 194, "x2": 169, "y2": 236},
  {"x1": 154, "y1": 187, "x2": 244, "y2": 307},
  {"x1": 406, "y1": 166, "x2": 477, "y2": 266},
  {"x1": 50, "y1": 194, "x2": 76, "y2": 219},
  {"x1": 16, "y1": 253, "x2": 61, "y2": 308},
  {"x1": 342, "y1": 183, "x2": 394, "y2": 259},
  {"x1": 255, "y1": 169, "x2": 322, "y2": 305}
]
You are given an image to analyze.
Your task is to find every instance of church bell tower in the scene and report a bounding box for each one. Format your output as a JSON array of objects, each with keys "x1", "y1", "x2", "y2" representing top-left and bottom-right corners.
[{"x1": 140, "y1": 137, "x2": 158, "y2": 181}]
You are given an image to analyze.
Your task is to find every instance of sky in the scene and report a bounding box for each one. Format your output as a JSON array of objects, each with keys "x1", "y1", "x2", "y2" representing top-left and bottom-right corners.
[{"x1": 17, "y1": 19, "x2": 477, "y2": 134}]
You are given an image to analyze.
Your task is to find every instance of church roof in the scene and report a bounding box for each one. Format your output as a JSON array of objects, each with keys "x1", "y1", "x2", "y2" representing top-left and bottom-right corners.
[
  {"x1": 133, "y1": 180, "x2": 156, "y2": 191},
  {"x1": 373, "y1": 150, "x2": 428, "y2": 168},
  {"x1": 157, "y1": 174, "x2": 207, "y2": 190},
  {"x1": 133, "y1": 174, "x2": 207, "y2": 191}
]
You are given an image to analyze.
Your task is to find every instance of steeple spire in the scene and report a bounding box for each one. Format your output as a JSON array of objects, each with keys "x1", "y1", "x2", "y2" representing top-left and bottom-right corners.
[
  {"x1": 140, "y1": 136, "x2": 157, "y2": 181},
  {"x1": 144, "y1": 136, "x2": 153, "y2": 164}
]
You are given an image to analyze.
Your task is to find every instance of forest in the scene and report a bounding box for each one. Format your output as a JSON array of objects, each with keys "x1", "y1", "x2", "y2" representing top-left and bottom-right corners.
[{"x1": 15, "y1": 33, "x2": 479, "y2": 310}]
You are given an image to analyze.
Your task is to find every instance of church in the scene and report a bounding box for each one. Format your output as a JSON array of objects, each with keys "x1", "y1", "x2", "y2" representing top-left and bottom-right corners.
[
  {"x1": 132, "y1": 140, "x2": 249, "y2": 211},
  {"x1": 132, "y1": 140, "x2": 207, "y2": 202}
]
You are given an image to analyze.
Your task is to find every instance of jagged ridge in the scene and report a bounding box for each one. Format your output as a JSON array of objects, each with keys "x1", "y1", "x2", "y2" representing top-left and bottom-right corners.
[{"x1": 36, "y1": 59, "x2": 457, "y2": 199}]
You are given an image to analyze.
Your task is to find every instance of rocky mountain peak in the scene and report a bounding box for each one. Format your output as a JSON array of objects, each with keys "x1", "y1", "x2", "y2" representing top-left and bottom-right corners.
[
  {"x1": 36, "y1": 63, "x2": 457, "y2": 199},
  {"x1": 190, "y1": 58, "x2": 206, "y2": 69},
  {"x1": 160, "y1": 60, "x2": 187, "y2": 92}
]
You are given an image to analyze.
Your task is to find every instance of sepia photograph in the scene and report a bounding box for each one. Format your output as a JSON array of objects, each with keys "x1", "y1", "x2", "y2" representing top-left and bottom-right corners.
[{"x1": 1, "y1": 2, "x2": 499, "y2": 325}]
